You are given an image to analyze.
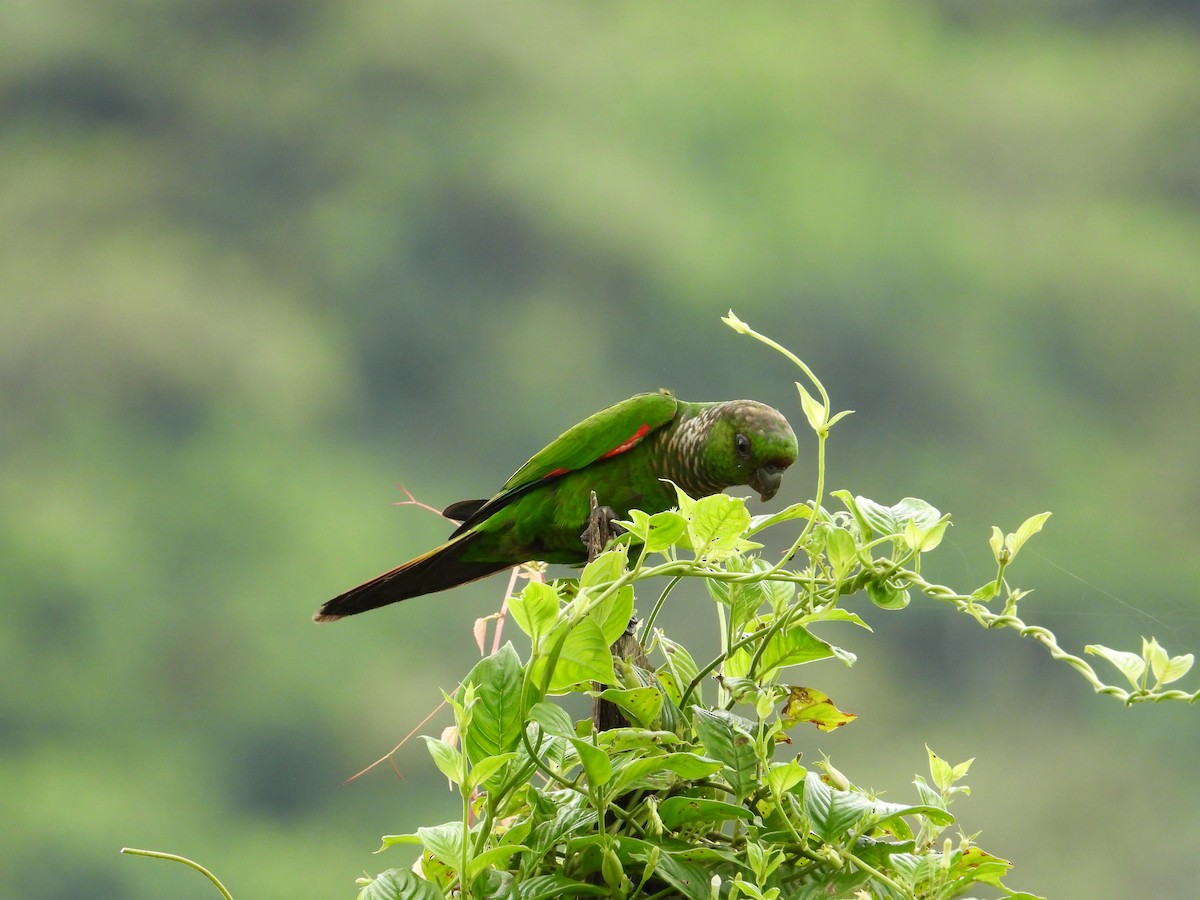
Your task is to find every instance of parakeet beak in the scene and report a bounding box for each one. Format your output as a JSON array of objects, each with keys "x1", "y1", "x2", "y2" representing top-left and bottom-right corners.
[{"x1": 750, "y1": 465, "x2": 784, "y2": 502}]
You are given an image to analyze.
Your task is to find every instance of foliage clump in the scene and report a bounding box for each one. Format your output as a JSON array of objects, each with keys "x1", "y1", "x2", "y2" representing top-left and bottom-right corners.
[
  {"x1": 351, "y1": 315, "x2": 1193, "y2": 900},
  {"x1": 363, "y1": 489, "x2": 1036, "y2": 900}
]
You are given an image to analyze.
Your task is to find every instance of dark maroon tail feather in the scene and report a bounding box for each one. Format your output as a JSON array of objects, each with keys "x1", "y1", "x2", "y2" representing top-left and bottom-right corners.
[{"x1": 313, "y1": 534, "x2": 513, "y2": 622}]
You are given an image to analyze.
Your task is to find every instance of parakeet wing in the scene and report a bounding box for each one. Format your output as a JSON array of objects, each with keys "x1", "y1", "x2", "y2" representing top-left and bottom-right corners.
[{"x1": 448, "y1": 390, "x2": 678, "y2": 536}]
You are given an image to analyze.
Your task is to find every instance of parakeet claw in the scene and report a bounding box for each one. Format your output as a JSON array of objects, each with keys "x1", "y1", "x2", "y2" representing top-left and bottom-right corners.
[{"x1": 582, "y1": 494, "x2": 622, "y2": 558}]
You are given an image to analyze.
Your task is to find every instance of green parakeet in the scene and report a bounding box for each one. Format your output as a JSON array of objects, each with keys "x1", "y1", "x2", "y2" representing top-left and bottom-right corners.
[{"x1": 314, "y1": 390, "x2": 797, "y2": 622}]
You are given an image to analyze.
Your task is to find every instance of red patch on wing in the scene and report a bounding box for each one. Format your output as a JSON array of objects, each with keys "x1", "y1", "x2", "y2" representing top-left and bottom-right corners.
[
  {"x1": 540, "y1": 423, "x2": 653, "y2": 480},
  {"x1": 601, "y1": 423, "x2": 652, "y2": 459}
]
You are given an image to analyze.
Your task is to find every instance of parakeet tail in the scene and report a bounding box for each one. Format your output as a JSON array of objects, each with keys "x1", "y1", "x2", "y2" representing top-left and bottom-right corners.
[{"x1": 313, "y1": 534, "x2": 512, "y2": 622}]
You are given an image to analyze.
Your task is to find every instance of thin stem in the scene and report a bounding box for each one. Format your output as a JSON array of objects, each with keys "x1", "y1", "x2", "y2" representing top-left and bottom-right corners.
[
  {"x1": 839, "y1": 848, "x2": 906, "y2": 894},
  {"x1": 715, "y1": 599, "x2": 730, "y2": 707},
  {"x1": 640, "y1": 575, "x2": 682, "y2": 638},
  {"x1": 896, "y1": 566, "x2": 1200, "y2": 704},
  {"x1": 120, "y1": 849, "x2": 234, "y2": 900},
  {"x1": 724, "y1": 312, "x2": 830, "y2": 409},
  {"x1": 345, "y1": 696, "x2": 448, "y2": 782},
  {"x1": 460, "y1": 778, "x2": 471, "y2": 896},
  {"x1": 489, "y1": 566, "x2": 522, "y2": 655},
  {"x1": 681, "y1": 617, "x2": 793, "y2": 708},
  {"x1": 519, "y1": 724, "x2": 580, "y2": 792},
  {"x1": 723, "y1": 310, "x2": 834, "y2": 571}
]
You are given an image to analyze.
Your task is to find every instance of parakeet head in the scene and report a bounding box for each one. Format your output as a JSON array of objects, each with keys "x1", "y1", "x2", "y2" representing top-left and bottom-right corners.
[{"x1": 671, "y1": 400, "x2": 799, "y2": 501}]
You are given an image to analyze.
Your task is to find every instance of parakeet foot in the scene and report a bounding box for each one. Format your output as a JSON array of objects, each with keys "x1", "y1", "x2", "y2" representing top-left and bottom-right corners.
[{"x1": 582, "y1": 492, "x2": 622, "y2": 560}]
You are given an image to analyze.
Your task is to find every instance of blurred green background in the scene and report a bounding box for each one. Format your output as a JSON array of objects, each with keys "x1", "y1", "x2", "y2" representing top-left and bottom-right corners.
[{"x1": 3, "y1": 1, "x2": 1199, "y2": 897}]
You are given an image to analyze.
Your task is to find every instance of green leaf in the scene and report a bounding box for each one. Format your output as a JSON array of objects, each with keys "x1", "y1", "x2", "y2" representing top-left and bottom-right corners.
[
  {"x1": 927, "y1": 746, "x2": 955, "y2": 792},
  {"x1": 972, "y1": 580, "x2": 1000, "y2": 602},
  {"x1": 357, "y1": 868, "x2": 446, "y2": 900},
  {"x1": 687, "y1": 493, "x2": 752, "y2": 561},
  {"x1": 572, "y1": 736, "x2": 612, "y2": 787},
  {"x1": 920, "y1": 517, "x2": 951, "y2": 552},
  {"x1": 625, "y1": 840, "x2": 713, "y2": 900},
  {"x1": 866, "y1": 577, "x2": 911, "y2": 610},
  {"x1": 833, "y1": 490, "x2": 872, "y2": 540},
  {"x1": 656, "y1": 635, "x2": 701, "y2": 706},
  {"x1": 631, "y1": 509, "x2": 688, "y2": 553},
  {"x1": 466, "y1": 751, "x2": 518, "y2": 792},
  {"x1": 466, "y1": 844, "x2": 532, "y2": 881},
  {"x1": 580, "y1": 547, "x2": 627, "y2": 588},
  {"x1": 446, "y1": 685, "x2": 471, "y2": 733},
  {"x1": 533, "y1": 732, "x2": 572, "y2": 776},
  {"x1": 1161, "y1": 654, "x2": 1194, "y2": 686},
  {"x1": 378, "y1": 832, "x2": 422, "y2": 850},
  {"x1": 498, "y1": 816, "x2": 533, "y2": 849},
  {"x1": 416, "y1": 822, "x2": 464, "y2": 867},
  {"x1": 779, "y1": 686, "x2": 857, "y2": 732},
  {"x1": 588, "y1": 584, "x2": 635, "y2": 646},
  {"x1": 652, "y1": 751, "x2": 725, "y2": 780},
  {"x1": 802, "y1": 771, "x2": 872, "y2": 843},
  {"x1": 848, "y1": 835, "x2": 915, "y2": 868},
  {"x1": 903, "y1": 515, "x2": 951, "y2": 554},
  {"x1": 824, "y1": 526, "x2": 859, "y2": 580},
  {"x1": 608, "y1": 752, "x2": 723, "y2": 794},
  {"x1": 746, "y1": 502, "x2": 814, "y2": 536},
  {"x1": 1009, "y1": 511, "x2": 1052, "y2": 557},
  {"x1": 766, "y1": 758, "x2": 807, "y2": 795},
  {"x1": 759, "y1": 624, "x2": 837, "y2": 674},
  {"x1": 800, "y1": 607, "x2": 873, "y2": 631},
  {"x1": 594, "y1": 686, "x2": 662, "y2": 728},
  {"x1": 706, "y1": 575, "x2": 767, "y2": 629},
  {"x1": 1085, "y1": 643, "x2": 1147, "y2": 690},
  {"x1": 537, "y1": 619, "x2": 615, "y2": 692},
  {"x1": 988, "y1": 520, "x2": 1008, "y2": 564},
  {"x1": 852, "y1": 497, "x2": 945, "y2": 549},
  {"x1": 514, "y1": 875, "x2": 609, "y2": 900},
  {"x1": 527, "y1": 804, "x2": 597, "y2": 859},
  {"x1": 661, "y1": 844, "x2": 746, "y2": 867},
  {"x1": 761, "y1": 574, "x2": 796, "y2": 610},
  {"x1": 911, "y1": 774, "x2": 944, "y2": 811},
  {"x1": 692, "y1": 707, "x2": 758, "y2": 802},
  {"x1": 594, "y1": 726, "x2": 682, "y2": 753},
  {"x1": 855, "y1": 496, "x2": 900, "y2": 537},
  {"x1": 793, "y1": 871, "x2": 874, "y2": 898},
  {"x1": 1142, "y1": 637, "x2": 1195, "y2": 687},
  {"x1": 891, "y1": 497, "x2": 943, "y2": 531},
  {"x1": 658, "y1": 795, "x2": 755, "y2": 828},
  {"x1": 468, "y1": 868, "x2": 506, "y2": 898},
  {"x1": 671, "y1": 482, "x2": 697, "y2": 520},
  {"x1": 1144, "y1": 636, "x2": 1168, "y2": 679},
  {"x1": 528, "y1": 701, "x2": 575, "y2": 737},
  {"x1": 796, "y1": 380, "x2": 826, "y2": 432},
  {"x1": 509, "y1": 581, "x2": 559, "y2": 642},
  {"x1": 989, "y1": 525, "x2": 1006, "y2": 563},
  {"x1": 826, "y1": 408, "x2": 855, "y2": 428},
  {"x1": 457, "y1": 643, "x2": 527, "y2": 765},
  {"x1": 723, "y1": 645, "x2": 752, "y2": 681},
  {"x1": 616, "y1": 508, "x2": 651, "y2": 545},
  {"x1": 420, "y1": 735, "x2": 464, "y2": 785}
]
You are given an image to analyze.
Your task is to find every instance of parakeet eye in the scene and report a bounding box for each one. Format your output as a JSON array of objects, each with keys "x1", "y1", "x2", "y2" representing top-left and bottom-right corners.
[{"x1": 735, "y1": 433, "x2": 751, "y2": 460}]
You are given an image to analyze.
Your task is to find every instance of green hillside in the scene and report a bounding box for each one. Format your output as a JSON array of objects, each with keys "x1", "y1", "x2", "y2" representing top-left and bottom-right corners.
[{"x1": 2, "y1": 2, "x2": 1198, "y2": 897}]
